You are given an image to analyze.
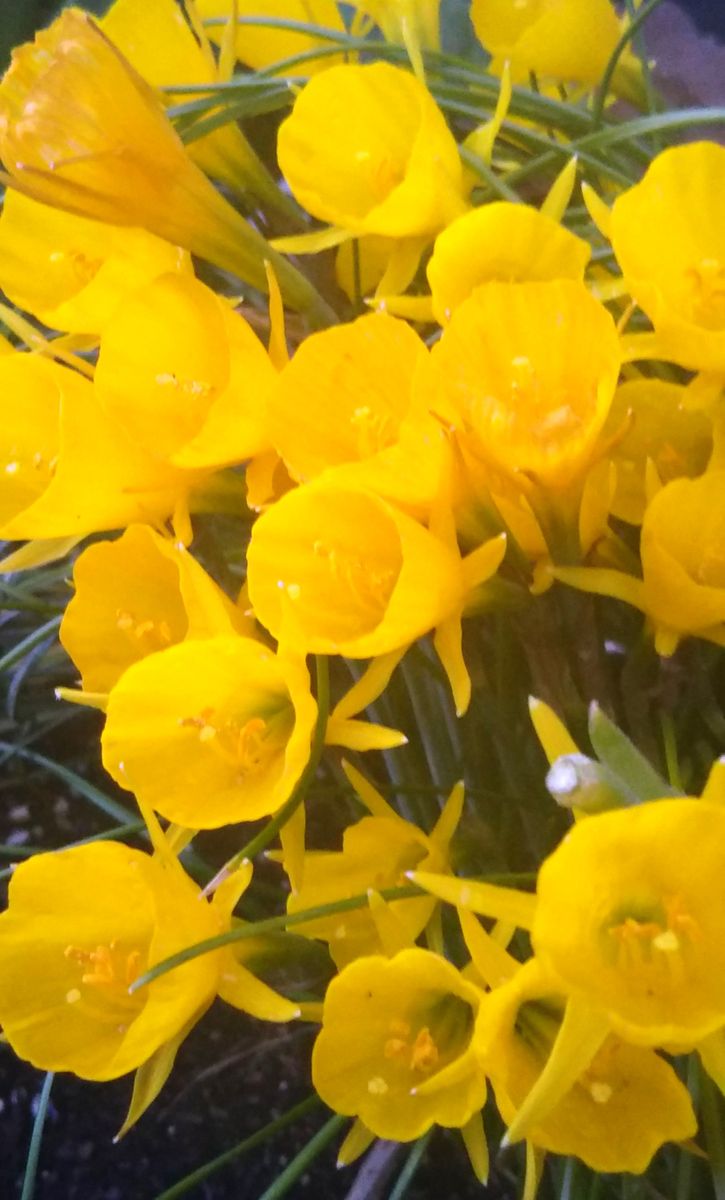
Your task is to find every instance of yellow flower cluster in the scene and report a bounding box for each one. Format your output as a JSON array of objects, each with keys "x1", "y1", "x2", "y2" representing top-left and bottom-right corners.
[{"x1": 0, "y1": 0, "x2": 723, "y2": 1192}]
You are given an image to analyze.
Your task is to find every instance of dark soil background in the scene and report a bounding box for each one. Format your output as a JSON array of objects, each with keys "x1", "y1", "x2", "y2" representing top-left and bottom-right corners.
[{"x1": 1, "y1": 2, "x2": 724, "y2": 1198}]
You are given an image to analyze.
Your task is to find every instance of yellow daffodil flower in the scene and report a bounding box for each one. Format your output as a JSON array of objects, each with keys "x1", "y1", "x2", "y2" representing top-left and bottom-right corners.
[
  {"x1": 613, "y1": 142, "x2": 725, "y2": 372},
  {"x1": 60, "y1": 524, "x2": 251, "y2": 693},
  {"x1": 312, "y1": 948, "x2": 487, "y2": 1141},
  {"x1": 101, "y1": 635, "x2": 317, "y2": 828},
  {"x1": 287, "y1": 763, "x2": 463, "y2": 967},
  {"x1": 277, "y1": 62, "x2": 467, "y2": 239},
  {"x1": 426, "y1": 203, "x2": 591, "y2": 326},
  {"x1": 429, "y1": 280, "x2": 620, "y2": 493},
  {"x1": 101, "y1": 0, "x2": 291, "y2": 215},
  {"x1": 0, "y1": 9, "x2": 330, "y2": 321},
  {"x1": 554, "y1": 471, "x2": 725, "y2": 656},
  {"x1": 0, "y1": 190, "x2": 189, "y2": 335},
  {"x1": 603, "y1": 378, "x2": 712, "y2": 526},
  {"x1": 0, "y1": 353, "x2": 195, "y2": 544},
  {"x1": 266, "y1": 312, "x2": 444, "y2": 511},
  {"x1": 471, "y1": 0, "x2": 642, "y2": 101},
  {"x1": 246, "y1": 477, "x2": 506, "y2": 712},
  {"x1": 533, "y1": 798, "x2": 725, "y2": 1045},
  {"x1": 94, "y1": 272, "x2": 276, "y2": 469},
  {"x1": 0, "y1": 841, "x2": 228, "y2": 1081}
]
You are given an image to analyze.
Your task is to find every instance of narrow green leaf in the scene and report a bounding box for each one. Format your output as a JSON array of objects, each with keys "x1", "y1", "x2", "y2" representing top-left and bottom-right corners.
[
  {"x1": 587, "y1": 703, "x2": 679, "y2": 802},
  {"x1": 257, "y1": 1113, "x2": 346, "y2": 1200},
  {"x1": 388, "y1": 1133, "x2": 432, "y2": 1200},
  {"x1": 20, "y1": 1072, "x2": 54, "y2": 1200},
  {"x1": 0, "y1": 741, "x2": 134, "y2": 824},
  {"x1": 152, "y1": 1095, "x2": 321, "y2": 1200},
  {"x1": 0, "y1": 616, "x2": 61, "y2": 674}
]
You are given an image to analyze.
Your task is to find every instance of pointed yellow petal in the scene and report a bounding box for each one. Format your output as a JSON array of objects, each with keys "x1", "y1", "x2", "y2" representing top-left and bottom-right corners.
[
  {"x1": 0, "y1": 536, "x2": 81, "y2": 573},
  {"x1": 218, "y1": 957, "x2": 301, "y2": 1022},
  {"x1": 367, "y1": 889, "x2": 414, "y2": 956},
  {"x1": 325, "y1": 717, "x2": 408, "y2": 752},
  {"x1": 528, "y1": 696, "x2": 579, "y2": 765},
  {"x1": 461, "y1": 1110, "x2": 489, "y2": 1184},
  {"x1": 540, "y1": 156, "x2": 577, "y2": 224},
  {"x1": 115, "y1": 1020, "x2": 194, "y2": 1140},
  {"x1": 280, "y1": 802, "x2": 306, "y2": 895},
  {"x1": 698, "y1": 1027, "x2": 725, "y2": 1095},
  {"x1": 409, "y1": 870, "x2": 537, "y2": 930},
  {"x1": 337, "y1": 1118, "x2": 376, "y2": 1167},
  {"x1": 210, "y1": 860, "x2": 254, "y2": 921},
  {"x1": 458, "y1": 908, "x2": 517, "y2": 989},
  {"x1": 272, "y1": 227, "x2": 352, "y2": 255},
  {"x1": 55, "y1": 688, "x2": 108, "y2": 712},
  {"x1": 433, "y1": 613, "x2": 470, "y2": 716},
  {"x1": 551, "y1": 566, "x2": 648, "y2": 613},
  {"x1": 462, "y1": 533, "x2": 507, "y2": 591},
  {"x1": 341, "y1": 759, "x2": 402, "y2": 823},
  {"x1": 265, "y1": 259, "x2": 289, "y2": 370},
  {"x1": 701, "y1": 757, "x2": 725, "y2": 806},
  {"x1": 372, "y1": 294, "x2": 435, "y2": 322},
  {"x1": 332, "y1": 649, "x2": 407, "y2": 721},
  {"x1": 523, "y1": 1142, "x2": 546, "y2": 1200},
  {"x1": 464, "y1": 61, "x2": 511, "y2": 166},
  {"x1": 581, "y1": 182, "x2": 612, "y2": 241},
  {"x1": 503, "y1": 997, "x2": 609, "y2": 1146},
  {"x1": 431, "y1": 780, "x2": 464, "y2": 848}
]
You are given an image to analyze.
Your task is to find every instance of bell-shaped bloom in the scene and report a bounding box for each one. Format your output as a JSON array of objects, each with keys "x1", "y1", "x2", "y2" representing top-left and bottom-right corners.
[
  {"x1": 312, "y1": 948, "x2": 487, "y2": 1141},
  {"x1": 277, "y1": 62, "x2": 467, "y2": 238},
  {"x1": 94, "y1": 272, "x2": 276, "y2": 469},
  {"x1": 0, "y1": 9, "x2": 329, "y2": 321},
  {"x1": 101, "y1": 635, "x2": 317, "y2": 828},
  {"x1": 60, "y1": 524, "x2": 250, "y2": 693},
  {"x1": 246, "y1": 478, "x2": 505, "y2": 659},
  {"x1": 266, "y1": 312, "x2": 443, "y2": 511},
  {"x1": 196, "y1": 0, "x2": 345, "y2": 75},
  {"x1": 603, "y1": 378, "x2": 712, "y2": 526},
  {"x1": 428, "y1": 281, "x2": 620, "y2": 492},
  {"x1": 612, "y1": 142, "x2": 725, "y2": 372},
  {"x1": 554, "y1": 471, "x2": 725, "y2": 656},
  {"x1": 471, "y1": 0, "x2": 642, "y2": 100},
  {"x1": 0, "y1": 190, "x2": 189, "y2": 335},
  {"x1": 288, "y1": 764, "x2": 463, "y2": 967},
  {"x1": 532, "y1": 798, "x2": 725, "y2": 1046},
  {"x1": 476, "y1": 959, "x2": 697, "y2": 1172},
  {"x1": 0, "y1": 353, "x2": 193, "y2": 543},
  {"x1": 426, "y1": 203, "x2": 590, "y2": 325},
  {"x1": 101, "y1": 0, "x2": 290, "y2": 215},
  {"x1": 0, "y1": 841, "x2": 226, "y2": 1081}
]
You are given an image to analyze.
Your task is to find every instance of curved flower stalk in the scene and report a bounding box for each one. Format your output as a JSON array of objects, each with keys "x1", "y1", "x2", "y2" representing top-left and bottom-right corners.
[
  {"x1": 471, "y1": 0, "x2": 643, "y2": 102},
  {"x1": 312, "y1": 947, "x2": 487, "y2": 1141},
  {"x1": 196, "y1": 0, "x2": 346, "y2": 76},
  {"x1": 277, "y1": 62, "x2": 465, "y2": 238},
  {"x1": 59, "y1": 524, "x2": 251, "y2": 693},
  {"x1": 101, "y1": 634, "x2": 318, "y2": 828},
  {"x1": 286, "y1": 763, "x2": 463, "y2": 967},
  {"x1": 101, "y1": 0, "x2": 295, "y2": 217},
  {"x1": 554, "y1": 470, "x2": 725, "y2": 656},
  {"x1": 266, "y1": 311, "x2": 445, "y2": 512},
  {"x1": 613, "y1": 142, "x2": 725, "y2": 373},
  {"x1": 246, "y1": 477, "x2": 506, "y2": 712},
  {"x1": 94, "y1": 272, "x2": 276, "y2": 469},
  {"x1": 0, "y1": 190, "x2": 190, "y2": 336},
  {"x1": 0, "y1": 9, "x2": 332, "y2": 323},
  {"x1": 0, "y1": 352, "x2": 197, "y2": 546}
]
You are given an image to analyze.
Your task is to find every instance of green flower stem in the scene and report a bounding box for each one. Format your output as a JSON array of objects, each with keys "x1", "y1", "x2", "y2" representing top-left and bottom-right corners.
[
  {"x1": 257, "y1": 1113, "x2": 346, "y2": 1200},
  {"x1": 130, "y1": 872, "x2": 534, "y2": 994},
  {"x1": 152, "y1": 1095, "x2": 321, "y2": 1200},
  {"x1": 20, "y1": 1072, "x2": 54, "y2": 1200},
  {"x1": 0, "y1": 616, "x2": 61, "y2": 675},
  {"x1": 592, "y1": 0, "x2": 665, "y2": 127},
  {"x1": 388, "y1": 1132, "x2": 432, "y2": 1200},
  {"x1": 460, "y1": 146, "x2": 522, "y2": 203}
]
